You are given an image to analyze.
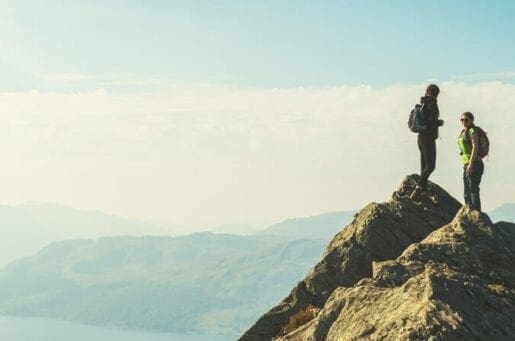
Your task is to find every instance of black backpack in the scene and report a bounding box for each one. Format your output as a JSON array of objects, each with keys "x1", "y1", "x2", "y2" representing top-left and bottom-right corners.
[{"x1": 408, "y1": 103, "x2": 427, "y2": 133}]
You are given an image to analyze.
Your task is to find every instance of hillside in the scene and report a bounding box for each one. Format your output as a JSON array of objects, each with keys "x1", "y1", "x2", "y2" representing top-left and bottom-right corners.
[
  {"x1": 0, "y1": 202, "x2": 354, "y2": 268},
  {"x1": 489, "y1": 203, "x2": 515, "y2": 223},
  {"x1": 0, "y1": 233, "x2": 324, "y2": 336},
  {"x1": 278, "y1": 207, "x2": 515, "y2": 340},
  {"x1": 0, "y1": 202, "x2": 166, "y2": 267},
  {"x1": 241, "y1": 175, "x2": 515, "y2": 340},
  {"x1": 258, "y1": 211, "x2": 355, "y2": 239}
]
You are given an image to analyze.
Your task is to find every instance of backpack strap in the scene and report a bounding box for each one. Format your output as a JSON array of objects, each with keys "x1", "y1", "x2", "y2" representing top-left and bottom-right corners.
[{"x1": 464, "y1": 126, "x2": 477, "y2": 143}]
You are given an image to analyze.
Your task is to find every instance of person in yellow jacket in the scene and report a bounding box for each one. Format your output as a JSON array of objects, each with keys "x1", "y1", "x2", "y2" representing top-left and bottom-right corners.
[{"x1": 457, "y1": 112, "x2": 484, "y2": 211}]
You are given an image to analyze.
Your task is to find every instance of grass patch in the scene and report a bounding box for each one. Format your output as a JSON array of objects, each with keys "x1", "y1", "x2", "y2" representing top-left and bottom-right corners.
[{"x1": 281, "y1": 304, "x2": 318, "y2": 335}]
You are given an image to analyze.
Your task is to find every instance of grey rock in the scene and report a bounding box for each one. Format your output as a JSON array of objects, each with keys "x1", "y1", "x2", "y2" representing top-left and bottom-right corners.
[{"x1": 240, "y1": 175, "x2": 461, "y2": 341}]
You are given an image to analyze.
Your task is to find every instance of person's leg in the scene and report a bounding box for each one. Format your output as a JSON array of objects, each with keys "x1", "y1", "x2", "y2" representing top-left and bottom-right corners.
[
  {"x1": 411, "y1": 135, "x2": 426, "y2": 200},
  {"x1": 418, "y1": 134, "x2": 426, "y2": 178},
  {"x1": 419, "y1": 137, "x2": 436, "y2": 191},
  {"x1": 470, "y1": 161, "x2": 484, "y2": 211},
  {"x1": 463, "y1": 165, "x2": 471, "y2": 206},
  {"x1": 426, "y1": 138, "x2": 436, "y2": 183}
]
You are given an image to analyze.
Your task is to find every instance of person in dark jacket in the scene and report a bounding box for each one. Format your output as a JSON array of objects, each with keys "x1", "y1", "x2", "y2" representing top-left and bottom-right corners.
[{"x1": 410, "y1": 84, "x2": 444, "y2": 201}]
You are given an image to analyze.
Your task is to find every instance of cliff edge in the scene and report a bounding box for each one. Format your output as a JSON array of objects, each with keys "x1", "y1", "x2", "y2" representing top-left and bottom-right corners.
[
  {"x1": 241, "y1": 175, "x2": 464, "y2": 340},
  {"x1": 279, "y1": 206, "x2": 514, "y2": 340}
]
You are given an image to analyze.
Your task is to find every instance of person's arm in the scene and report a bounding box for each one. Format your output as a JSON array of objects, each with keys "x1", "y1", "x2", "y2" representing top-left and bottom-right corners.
[
  {"x1": 434, "y1": 103, "x2": 444, "y2": 126},
  {"x1": 466, "y1": 129, "x2": 479, "y2": 175},
  {"x1": 424, "y1": 102, "x2": 438, "y2": 128}
]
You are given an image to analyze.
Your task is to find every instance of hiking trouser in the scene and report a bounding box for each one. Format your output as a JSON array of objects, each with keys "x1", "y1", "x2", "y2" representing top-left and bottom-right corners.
[
  {"x1": 417, "y1": 134, "x2": 436, "y2": 191},
  {"x1": 464, "y1": 160, "x2": 484, "y2": 211}
]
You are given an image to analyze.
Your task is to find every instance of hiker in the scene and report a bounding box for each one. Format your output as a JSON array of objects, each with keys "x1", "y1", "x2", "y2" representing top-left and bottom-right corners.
[
  {"x1": 410, "y1": 84, "x2": 444, "y2": 201},
  {"x1": 458, "y1": 112, "x2": 487, "y2": 211}
]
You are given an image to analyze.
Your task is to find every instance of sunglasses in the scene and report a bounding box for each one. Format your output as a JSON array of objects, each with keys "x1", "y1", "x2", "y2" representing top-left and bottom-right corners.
[{"x1": 460, "y1": 118, "x2": 470, "y2": 122}]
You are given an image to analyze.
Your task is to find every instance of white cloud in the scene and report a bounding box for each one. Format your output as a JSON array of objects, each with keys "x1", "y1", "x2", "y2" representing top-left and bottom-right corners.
[
  {"x1": 33, "y1": 73, "x2": 165, "y2": 88},
  {"x1": 452, "y1": 71, "x2": 515, "y2": 82},
  {"x1": 0, "y1": 82, "x2": 513, "y2": 226},
  {"x1": 34, "y1": 73, "x2": 96, "y2": 82}
]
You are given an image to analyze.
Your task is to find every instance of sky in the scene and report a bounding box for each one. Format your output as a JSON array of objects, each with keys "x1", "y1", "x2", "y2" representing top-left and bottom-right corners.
[{"x1": 0, "y1": 0, "x2": 514, "y2": 228}]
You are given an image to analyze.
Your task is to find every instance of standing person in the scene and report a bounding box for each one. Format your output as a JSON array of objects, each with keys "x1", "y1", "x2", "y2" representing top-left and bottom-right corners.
[
  {"x1": 458, "y1": 112, "x2": 486, "y2": 211},
  {"x1": 410, "y1": 84, "x2": 444, "y2": 201}
]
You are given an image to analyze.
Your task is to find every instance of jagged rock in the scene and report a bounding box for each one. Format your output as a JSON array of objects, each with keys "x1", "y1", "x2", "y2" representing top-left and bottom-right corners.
[
  {"x1": 278, "y1": 207, "x2": 515, "y2": 340},
  {"x1": 240, "y1": 175, "x2": 461, "y2": 340}
]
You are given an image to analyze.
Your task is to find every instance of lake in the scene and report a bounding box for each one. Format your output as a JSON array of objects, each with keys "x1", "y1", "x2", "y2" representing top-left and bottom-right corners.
[{"x1": 0, "y1": 316, "x2": 233, "y2": 341}]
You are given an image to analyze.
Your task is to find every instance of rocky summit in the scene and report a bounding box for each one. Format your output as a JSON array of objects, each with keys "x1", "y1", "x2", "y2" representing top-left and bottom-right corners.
[{"x1": 240, "y1": 175, "x2": 515, "y2": 340}]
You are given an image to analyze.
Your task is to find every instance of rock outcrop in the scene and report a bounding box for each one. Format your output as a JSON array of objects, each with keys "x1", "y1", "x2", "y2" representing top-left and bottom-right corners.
[
  {"x1": 240, "y1": 175, "x2": 462, "y2": 340},
  {"x1": 279, "y1": 208, "x2": 515, "y2": 340}
]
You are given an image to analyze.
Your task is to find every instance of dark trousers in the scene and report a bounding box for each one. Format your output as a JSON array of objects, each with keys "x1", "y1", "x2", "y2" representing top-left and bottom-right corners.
[
  {"x1": 417, "y1": 134, "x2": 436, "y2": 191},
  {"x1": 464, "y1": 160, "x2": 484, "y2": 211}
]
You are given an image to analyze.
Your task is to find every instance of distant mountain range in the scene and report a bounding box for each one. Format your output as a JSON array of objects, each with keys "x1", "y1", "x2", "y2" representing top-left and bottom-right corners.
[
  {"x1": 0, "y1": 202, "x2": 512, "y2": 336},
  {"x1": 0, "y1": 202, "x2": 352, "y2": 267},
  {"x1": 0, "y1": 202, "x2": 173, "y2": 267},
  {"x1": 259, "y1": 211, "x2": 355, "y2": 239},
  {"x1": 0, "y1": 235, "x2": 327, "y2": 336},
  {"x1": 0, "y1": 208, "x2": 354, "y2": 336},
  {"x1": 488, "y1": 203, "x2": 515, "y2": 223}
]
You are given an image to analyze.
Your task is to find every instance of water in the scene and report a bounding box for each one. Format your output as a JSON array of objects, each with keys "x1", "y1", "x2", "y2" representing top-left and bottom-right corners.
[{"x1": 0, "y1": 316, "x2": 233, "y2": 341}]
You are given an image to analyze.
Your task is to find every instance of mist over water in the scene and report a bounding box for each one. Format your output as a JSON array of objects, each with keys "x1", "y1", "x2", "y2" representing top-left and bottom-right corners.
[{"x1": 0, "y1": 317, "x2": 231, "y2": 341}]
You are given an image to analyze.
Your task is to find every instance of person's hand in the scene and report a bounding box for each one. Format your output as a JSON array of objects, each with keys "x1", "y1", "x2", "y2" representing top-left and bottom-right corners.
[{"x1": 466, "y1": 164, "x2": 473, "y2": 176}]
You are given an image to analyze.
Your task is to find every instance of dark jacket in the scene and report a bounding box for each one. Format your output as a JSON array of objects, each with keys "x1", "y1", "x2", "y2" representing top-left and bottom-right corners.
[{"x1": 420, "y1": 96, "x2": 441, "y2": 140}]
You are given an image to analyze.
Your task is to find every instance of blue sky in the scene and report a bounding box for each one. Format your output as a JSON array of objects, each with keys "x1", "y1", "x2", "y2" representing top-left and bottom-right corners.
[
  {"x1": 2, "y1": 0, "x2": 515, "y2": 91},
  {"x1": 0, "y1": 1, "x2": 514, "y2": 228}
]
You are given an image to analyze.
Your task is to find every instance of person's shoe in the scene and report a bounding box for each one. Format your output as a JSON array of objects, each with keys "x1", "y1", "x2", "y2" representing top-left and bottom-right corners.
[
  {"x1": 409, "y1": 186, "x2": 422, "y2": 201},
  {"x1": 420, "y1": 191, "x2": 438, "y2": 204}
]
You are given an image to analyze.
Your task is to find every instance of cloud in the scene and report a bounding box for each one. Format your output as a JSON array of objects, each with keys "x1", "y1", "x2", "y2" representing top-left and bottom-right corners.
[
  {"x1": 451, "y1": 71, "x2": 515, "y2": 82},
  {"x1": 32, "y1": 73, "x2": 236, "y2": 87},
  {"x1": 0, "y1": 82, "x2": 514, "y2": 226},
  {"x1": 33, "y1": 73, "x2": 167, "y2": 89},
  {"x1": 34, "y1": 73, "x2": 97, "y2": 82}
]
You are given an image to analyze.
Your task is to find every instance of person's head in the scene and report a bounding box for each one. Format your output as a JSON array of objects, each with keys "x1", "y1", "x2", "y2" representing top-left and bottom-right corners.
[
  {"x1": 460, "y1": 111, "x2": 475, "y2": 129},
  {"x1": 426, "y1": 84, "x2": 440, "y2": 98}
]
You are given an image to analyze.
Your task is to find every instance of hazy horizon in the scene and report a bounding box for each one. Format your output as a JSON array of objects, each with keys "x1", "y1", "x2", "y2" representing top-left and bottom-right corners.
[
  {"x1": 0, "y1": 197, "x2": 512, "y2": 269},
  {"x1": 1, "y1": 82, "x2": 514, "y2": 228},
  {"x1": 1, "y1": 1, "x2": 514, "y2": 228},
  {"x1": 0, "y1": 199, "x2": 357, "y2": 267}
]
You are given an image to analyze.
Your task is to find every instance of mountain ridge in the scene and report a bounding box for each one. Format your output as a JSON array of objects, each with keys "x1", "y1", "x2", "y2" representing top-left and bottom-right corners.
[
  {"x1": 258, "y1": 211, "x2": 355, "y2": 240},
  {"x1": 241, "y1": 175, "x2": 514, "y2": 340},
  {"x1": 277, "y1": 207, "x2": 515, "y2": 340},
  {"x1": 0, "y1": 228, "x2": 329, "y2": 336}
]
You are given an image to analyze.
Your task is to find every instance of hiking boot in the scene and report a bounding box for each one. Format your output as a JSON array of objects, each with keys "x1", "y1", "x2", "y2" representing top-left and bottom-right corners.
[
  {"x1": 420, "y1": 191, "x2": 438, "y2": 204},
  {"x1": 409, "y1": 186, "x2": 422, "y2": 201},
  {"x1": 410, "y1": 186, "x2": 438, "y2": 204}
]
